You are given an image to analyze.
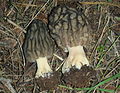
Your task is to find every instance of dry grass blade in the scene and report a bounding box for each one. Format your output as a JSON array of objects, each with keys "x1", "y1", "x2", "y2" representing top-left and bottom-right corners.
[
  {"x1": 53, "y1": 54, "x2": 64, "y2": 61},
  {"x1": 0, "y1": 0, "x2": 119, "y2": 92},
  {"x1": 15, "y1": 3, "x2": 38, "y2": 7},
  {"x1": 7, "y1": 19, "x2": 26, "y2": 33},
  {"x1": 24, "y1": 0, "x2": 51, "y2": 30},
  {"x1": 79, "y1": 2, "x2": 120, "y2": 8},
  {"x1": 108, "y1": 31, "x2": 119, "y2": 56},
  {"x1": 0, "y1": 77, "x2": 17, "y2": 93},
  {"x1": 91, "y1": 13, "x2": 111, "y2": 59}
]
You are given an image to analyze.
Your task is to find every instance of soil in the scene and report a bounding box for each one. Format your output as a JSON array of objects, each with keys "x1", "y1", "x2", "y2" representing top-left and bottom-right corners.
[
  {"x1": 62, "y1": 65, "x2": 96, "y2": 88},
  {"x1": 35, "y1": 71, "x2": 61, "y2": 91},
  {"x1": 34, "y1": 66, "x2": 96, "y2": 91},
  {"x1": 24, "y1": 63, "x2": 96, "y2": 91}
]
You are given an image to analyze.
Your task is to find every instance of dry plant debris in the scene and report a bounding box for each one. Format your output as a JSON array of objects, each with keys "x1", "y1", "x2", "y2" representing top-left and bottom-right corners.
[{"x1": 0, "y1": 0, "x2": 120, "y2": 93}]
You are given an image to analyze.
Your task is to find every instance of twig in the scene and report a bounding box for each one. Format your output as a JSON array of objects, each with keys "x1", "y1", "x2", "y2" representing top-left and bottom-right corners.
[
  {"x1": 16, "y1": 63, "x2": 36, "y2": 85},
  {"x1": 53, "y1": 54, "x2": 64, "y2": 71},
  {"x1": 90, "y1": 13, "x2": 111, "y2": 60},
  {"x1": 24, "y1": 0, "x2": 51, "y2": 30},
  {"x1": 108, "y1": 31, "x2": 119, "y2": 56},
  {"x1": 0, "y1": 23, "x2": 16, "y2": 38},
  {"x1": 53, "y1": 54, "x2": 64, "y2": 61},
  {"x1": 23, "y1": 0, "x2": 33, "y2": 14},
  {"x1": 7, "y1": 18, "x2": 26, "y2": 33},
  {"x1": 0, "y1": 22, "x2": 26, "y2": 66},
  {"x1": 96, "y1": 35, "x2": 120, "y2": 68},
  {"x1": 96, "y1": 7, "x2": 103, "y2": 32},
  {"x1": 79, "y1": 2, "x2": 120, "y2": 8},
  {"x1": 55, "y1": 61, "x2": 64, "y2": 71},
  {"x1": 106, "y1": 62, "x2": 120, "y2": 78},
  {"x1": 16, "y1": 38, "x2": 26, "y2": 66},
  {"x1": 0, "y1": 77, "x2": 17, "y2": 93}
]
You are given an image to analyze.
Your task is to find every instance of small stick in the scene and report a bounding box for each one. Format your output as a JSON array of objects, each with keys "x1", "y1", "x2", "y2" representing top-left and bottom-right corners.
[
  {"x1": 0, "y1": 77, "x2": 17, "y2": 93},
  {"x1": 53, "y1": 54, "x2": 65, "y2": 71},
  {"x1": 53, "y1": 54, "x2": 64, "y2": 61}
]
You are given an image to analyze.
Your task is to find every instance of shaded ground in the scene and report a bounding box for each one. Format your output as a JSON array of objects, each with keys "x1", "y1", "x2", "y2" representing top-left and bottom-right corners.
[
  {"x1": 36, "y1": 71, "x2": 61, "y2": 91},
  {"x1": 62, "y1": 65, "x2": 96, "y2": 88},
  {"x1": 0, "y1": 0, "x2": 120, "y2": 93}
]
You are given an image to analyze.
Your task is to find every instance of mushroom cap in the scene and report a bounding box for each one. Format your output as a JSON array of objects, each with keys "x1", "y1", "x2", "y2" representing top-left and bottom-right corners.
[
  {"x1": 48, "y1": 5, "x2": 96, "y2": 53},
  {"x1": 23, "y1": 19, "x2": 55, "y2": 62}
]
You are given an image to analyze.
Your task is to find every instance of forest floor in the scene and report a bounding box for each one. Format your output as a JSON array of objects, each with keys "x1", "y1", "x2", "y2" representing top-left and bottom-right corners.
[{"x1": 0, "y1": 0, "x2": 120, "y2": 93}]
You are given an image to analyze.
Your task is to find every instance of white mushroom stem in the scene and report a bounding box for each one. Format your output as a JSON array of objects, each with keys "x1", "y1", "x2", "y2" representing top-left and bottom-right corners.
[
  {"x1": 62, "y1": 45, "x2": 89, "y2": 73},
  {"x1": 35, "y1": 57, "x2": 52, "y2": 78}
]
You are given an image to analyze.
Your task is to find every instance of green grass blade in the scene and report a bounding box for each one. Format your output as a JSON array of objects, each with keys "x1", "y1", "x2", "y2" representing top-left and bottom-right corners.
[
  {"x1": 107, "y1": 0, "x2": 112, "y2": 2},
  {"x1": 96, "y1": 35, "x2": 120, "y2": 68},
  {"x1": 97, "y1": 88, "x2": 115, "y2": 93},
  {"x1": 59, "y1": 73, "x2": 120, "y2": 92},
  {"x1": 87, "y1": 73, "x2": 120, "y2": 92}
]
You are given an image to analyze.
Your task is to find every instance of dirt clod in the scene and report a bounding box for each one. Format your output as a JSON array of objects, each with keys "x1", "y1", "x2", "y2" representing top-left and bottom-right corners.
[
  {"x1": 62, "y1": 65, "x2": 96, "y2": 88},
  {"x1": 35, "y1": 71, "x2": 61, "y2": 91}
]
